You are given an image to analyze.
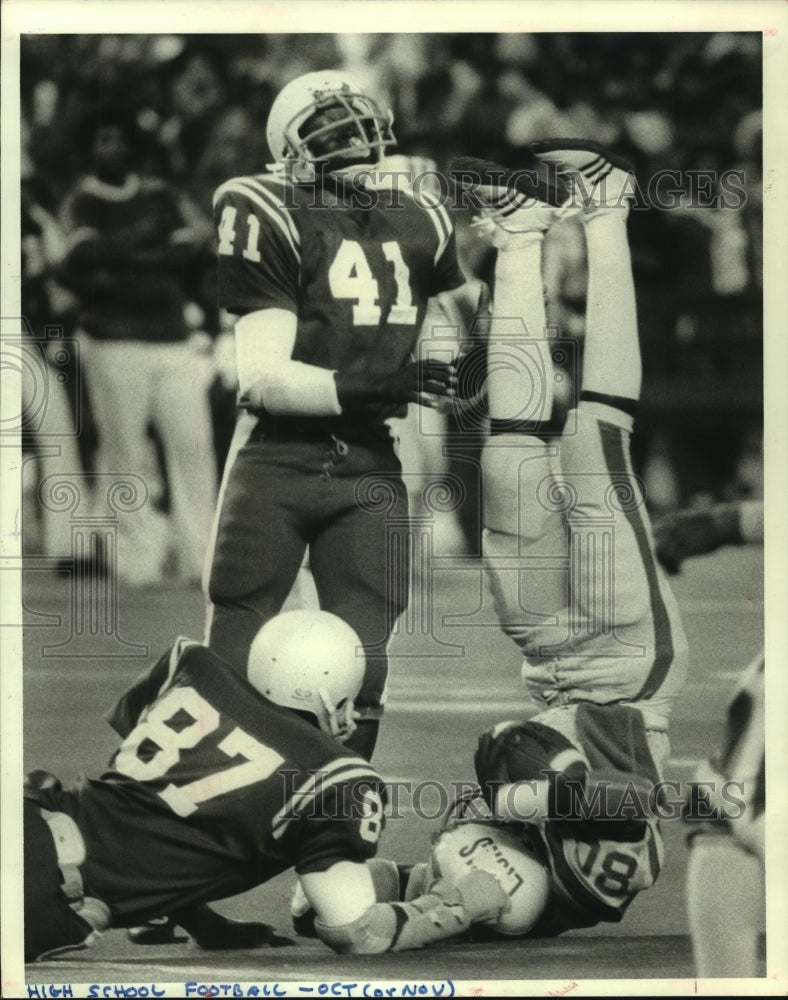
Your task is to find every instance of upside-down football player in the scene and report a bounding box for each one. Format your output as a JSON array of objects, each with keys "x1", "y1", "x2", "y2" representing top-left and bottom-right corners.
[
  {"x1": 25, "y1": 609, "x2": 513, "y2": 962},
  {"x1": 290, "y1": 140, "x2": 692, "y2": 945},
  {"x1": 388, "y1": 140, "x2": 692, "y2": 941}
]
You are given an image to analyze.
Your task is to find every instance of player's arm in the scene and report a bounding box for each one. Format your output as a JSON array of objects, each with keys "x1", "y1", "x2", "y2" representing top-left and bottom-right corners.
[
  {"x1": 453, "y1": 281, "x2": 493, "y2": 404},
  {"x1": 287, "y1": 770, "x2": 507, "y2": 953},
  {"x1": 653, "y1": 499, "x2": 764, "y2": 575},
  {"x1": 300, "y1": 860, "x2": 507, "y2": 954},
  {"x1": 121, "y1": 187, "x2": 213, "y2": 269},
  {"x1": 105, "y1": 638, "x2": 197, "y2": 738},
  {"x1": 236, "y1": 309, "x2": 457, "y2": 416}
]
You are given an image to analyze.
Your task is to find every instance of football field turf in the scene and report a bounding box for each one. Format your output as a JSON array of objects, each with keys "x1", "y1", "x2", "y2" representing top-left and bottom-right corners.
[{"x1": 19, "y1": 545, "x2": 768, "y2": 991}]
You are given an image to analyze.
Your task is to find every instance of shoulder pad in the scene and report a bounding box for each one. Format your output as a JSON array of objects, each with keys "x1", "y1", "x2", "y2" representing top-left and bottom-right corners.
[{"x1": 213, "y1": 174, "x2": 300, "y2": 260}]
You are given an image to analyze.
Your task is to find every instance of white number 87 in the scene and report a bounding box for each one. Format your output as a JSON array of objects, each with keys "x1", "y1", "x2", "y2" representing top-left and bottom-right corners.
[
  {"x1": 357, "y1": 787, "x2": 384, "y2": 845},
  {"x1": 114, "y1": 686, "x2": 284, "y2": 818}
]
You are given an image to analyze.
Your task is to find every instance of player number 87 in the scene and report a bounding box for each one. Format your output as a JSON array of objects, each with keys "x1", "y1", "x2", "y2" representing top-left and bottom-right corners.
[{"x1": 113, "y1": 686, "x2": 285, "y2": 817}]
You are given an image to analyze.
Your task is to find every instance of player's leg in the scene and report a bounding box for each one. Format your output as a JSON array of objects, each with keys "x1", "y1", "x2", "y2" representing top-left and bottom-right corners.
[
  {"x1": 204, "y1": 417, "x2": 310, "y2": 672},
  {"x1": 153, "y1": 342, "x2": 218, "y2": 584},
  {"x1": 308, "y1": 459, "x2": 410, "y2": 760},
  {"x1": 451, "y1": 158, "x2": 570, "y2": 646},
  {"x1": 530, "y1": 142, "x2": 688, "y2": 742},
  {"x1": 684, "y1": 652, "x2": 765, "y2": 976},
  {"x1": 24, "y1": 798, "x2": 98, "y2": 961},
  {"x1": 22, "y1": 343, "x2": 90, "y2": 562},
  {"x1": 79, "y1": 337, "x2": 170, "y2": 584},
  {"x1": 686, "y1": 830, "x2": 764, "y2": 978}
]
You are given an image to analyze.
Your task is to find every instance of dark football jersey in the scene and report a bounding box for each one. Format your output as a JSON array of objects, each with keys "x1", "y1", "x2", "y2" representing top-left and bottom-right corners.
[
  {"x1": 213, "y1": 171, "x2": 465, "y2": 419},
  {"x1": 61, "y1": 639, "x2": 385, "y2": 925}
]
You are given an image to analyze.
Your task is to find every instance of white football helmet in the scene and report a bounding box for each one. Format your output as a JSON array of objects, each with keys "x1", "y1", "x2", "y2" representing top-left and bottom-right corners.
[
  {"x1": 430, "y1": 821, "x2": 551, "y2": 936},
  {"x1": 266, "y1": 70, "x2": 396, "y2": 173},
  {"x1": 247, "y1": 610, "x2": 365, "y2": 740}
]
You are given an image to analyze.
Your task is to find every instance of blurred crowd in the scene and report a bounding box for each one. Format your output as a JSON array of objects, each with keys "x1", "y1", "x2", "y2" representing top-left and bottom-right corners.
[{"x1": 19, "y1": 32, "x2": 764, "y2": 575}]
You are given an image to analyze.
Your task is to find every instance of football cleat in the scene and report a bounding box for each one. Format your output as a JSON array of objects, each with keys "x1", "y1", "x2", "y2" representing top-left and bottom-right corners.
[
  {"x1": 529, "y1": 139, "x2": 636, "y2": 217},
  {"x1": 449, "y1": 155, "x2": 579, "y2": 249},
  {"x1": 127, "y1": 917, "x2": 187, "y2": 945}
]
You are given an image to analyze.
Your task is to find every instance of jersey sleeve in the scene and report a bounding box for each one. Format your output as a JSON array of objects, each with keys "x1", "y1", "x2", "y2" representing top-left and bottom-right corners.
[
  {"x1": 213, "y1": 177, "x2": 300, "y2": 316},
  {"x1": 105, "y1": 638, "x2": 198, "y2": 739},
  {"x1": 433, "y1": 229, "x2": 466, "y2": 296},
  {"x1": 277, "y1": 760, "x2": 387, "y2": 876},
  {"x1": 412, "y1": 193, "x2": 466, "y2": 296}
]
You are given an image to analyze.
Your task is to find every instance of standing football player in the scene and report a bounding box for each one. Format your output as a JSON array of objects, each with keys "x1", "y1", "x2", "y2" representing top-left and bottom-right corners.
[
  {"x1": 653, "y1": 499, "x2": 765, "y2": 978},
  {"x1": 203, "y1": 70, "x2": 467, "y2": 761},
  {"x1": 407, "y1": 140, "x2": 692, "y2": 935},
  {"x1": 24, "y1": 609, "x2": 507, "y2": 962}
]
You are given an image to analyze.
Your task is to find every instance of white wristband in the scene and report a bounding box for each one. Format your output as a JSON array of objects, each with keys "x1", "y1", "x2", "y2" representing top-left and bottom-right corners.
[{"x1": 247, "y1": 363, "x2": 342, "y2": 417}]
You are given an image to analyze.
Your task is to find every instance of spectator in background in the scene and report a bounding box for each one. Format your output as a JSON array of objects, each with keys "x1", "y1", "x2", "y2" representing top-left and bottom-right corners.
[
  {"x1": 57, "y1": 106, "x2": 217, "y2": 586},
  {"x1": 20, "y1": 138, "x2": 91, "y2": 569}
]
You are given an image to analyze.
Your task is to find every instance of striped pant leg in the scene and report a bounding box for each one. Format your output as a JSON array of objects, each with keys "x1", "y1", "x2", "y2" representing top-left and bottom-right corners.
[{"x1": 558, "y1": 405, "x2": 688, "y2": 714}]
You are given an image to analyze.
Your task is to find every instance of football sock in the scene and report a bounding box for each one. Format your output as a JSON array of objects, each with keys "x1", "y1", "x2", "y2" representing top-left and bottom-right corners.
[
  {"x1": 488, "y1": 238, "x2": 554, "y2": 426},
  {"x1": 581, "y1": 211, "x2": 641, "y2": 418},
  {"x1": 686, "y1": 835, "x2": 764, "y2": 978}
]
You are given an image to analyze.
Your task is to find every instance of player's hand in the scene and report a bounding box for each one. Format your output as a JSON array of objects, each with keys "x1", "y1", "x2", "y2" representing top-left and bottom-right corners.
[
  {"x1": 395, "y1": 358, "x2": 457, "y2": 407},
  {"x1": 652, "y1": 509, "x2": 722, "y2": 575},
  {"x1": 455, "y1": 282, "x2": 492, "y2": 403},
  {"x1": 473, "y1": 721, "x2": 521, "y2": 811},
  {"x1": 167, "y1": 903, "x2": 295, "y2": 950},
  {"x1": 193, "y1": 918, "x2": 294, "y2": 950},
  {"x1": 335, "y1": 359, "x2": 457, "y2": 410}
]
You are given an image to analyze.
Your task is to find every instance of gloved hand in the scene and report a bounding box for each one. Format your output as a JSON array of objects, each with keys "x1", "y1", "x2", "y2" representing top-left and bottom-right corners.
[
  {"x1": 335, "y1": 358, "x2": 456, "y2": 410},
  {"x1": 192, "y1": 917, "x2": 294, "y2": 951},
  {"x1": 128, "y1": 905, "x2": 294, "y2": 950},
  {"x1": 652, "y1": 508, "x2": 728, "y2": 574},
  {"x1": 473, "y1": 722, "x2": 521, "y2": 811},
  {"x1": 454, "y1": 282, "x2": 492, "y2": 405}
]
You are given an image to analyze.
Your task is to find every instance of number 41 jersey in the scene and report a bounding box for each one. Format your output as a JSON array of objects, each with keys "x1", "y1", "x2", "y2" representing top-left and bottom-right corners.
[
  {"x1": 214, "y1": 170, "x2": 465, "y2": 420},
  {"x1": 63, "y1": 640, "x2": 385, "y2": 926}
]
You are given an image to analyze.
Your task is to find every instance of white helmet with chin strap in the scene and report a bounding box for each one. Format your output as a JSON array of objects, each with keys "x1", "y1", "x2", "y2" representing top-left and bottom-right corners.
[
  {"x1": 247, "y1": 609, "x2": 365, "y2": 740},
  {"x1": 266, "y1": 69, "x2": 396, "y2": 176}
]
